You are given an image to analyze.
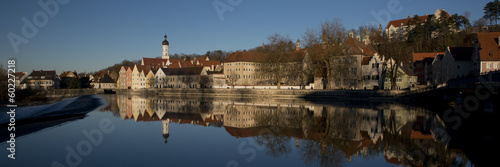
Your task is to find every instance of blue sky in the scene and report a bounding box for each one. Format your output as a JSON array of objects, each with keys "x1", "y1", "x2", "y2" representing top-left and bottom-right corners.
[{"x1": 0, "y1": 0, "x2": 490, "y2": 73}]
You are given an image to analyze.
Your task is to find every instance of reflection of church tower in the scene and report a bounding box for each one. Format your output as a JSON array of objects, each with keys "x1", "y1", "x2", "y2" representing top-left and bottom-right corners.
[
  {"x1": 162, "y1": 119, "x2": 170, "y2": 144},
  {"x1": 162, "y1": 35, "x2": 169, "y2": 59}
]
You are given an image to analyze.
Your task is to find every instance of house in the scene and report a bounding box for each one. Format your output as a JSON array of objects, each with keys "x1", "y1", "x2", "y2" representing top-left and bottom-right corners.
[
  {"x1": 207, "y1": 70, "x2": 226, "y2": 88},
  {"x1": 472, "y1": 32, "x2": 500, "y2": 76},
  {"x1": 432, "y1": 54, "x2": 445, "y2": 85},
  {"x1": 117, "y1": 66, "x2": 128, "y2": 89},
  {"x1": 91, "y1": 71, "x2": 116, "y2": 89},
  {"x1": 441, "y1": 47, "x2": 474, "y2": 82},
  {"x1": 59, "y1": 71, "x2": 79, "y2": 89},
  {"x1": 385, "y1": 9, "x2": 450, "y2": 40},
  {"x1": 318, "y1": 32, "x2": 379, "y2": 90},
  {"x1": 131, "y1": 64, "x2": 151, "y2": 89},
  {"x1": 11, "y1": 72, "x2": 28, "y2": 89},
  {"x1": 126, "y1": 66, "x2": 133, "y2": 89},
  {"x1": 382, "y1": 59, "x2": 417, "y2": 90},
  {"x1": 24, "y1": 70, "x2": 60, "y2": 90},
  {"x1": 413, "y1": 52, "x2": 443, "y2": 85},
  {"x1": 145, "y1": 69, "x2": 156, "y2": 89},
  {"x1": 361, "y1": 54, "x2": 384, "y2": 90},
  {"x1": 156, "y1": 67, "x2": 207, "y2": 88}
]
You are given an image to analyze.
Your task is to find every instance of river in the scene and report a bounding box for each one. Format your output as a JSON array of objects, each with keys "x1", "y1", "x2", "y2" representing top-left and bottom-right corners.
[{"x1": 1, "y1": 93, "x2": 496, "y2": 167}]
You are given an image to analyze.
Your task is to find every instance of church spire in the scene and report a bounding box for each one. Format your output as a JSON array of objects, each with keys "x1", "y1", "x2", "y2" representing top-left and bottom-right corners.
[{"x1": 162, "y1": 35, "x2": 170, "y2": 59}]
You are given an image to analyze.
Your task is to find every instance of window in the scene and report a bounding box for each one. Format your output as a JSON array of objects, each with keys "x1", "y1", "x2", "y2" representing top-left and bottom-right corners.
[{"x1": 457, "y1": 65, "x2": 460, "y2": 69}]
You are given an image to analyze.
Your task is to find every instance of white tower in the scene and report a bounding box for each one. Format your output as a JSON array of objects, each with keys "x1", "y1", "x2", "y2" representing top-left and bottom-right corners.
[{"x1": 162, "y1": 35, "x2": 169, "y2": 59}]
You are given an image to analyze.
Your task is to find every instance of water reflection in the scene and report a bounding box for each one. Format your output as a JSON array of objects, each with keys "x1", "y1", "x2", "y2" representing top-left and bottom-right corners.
[{"x1": 100, "y1": 94, "x2": 469, "y2": 167}]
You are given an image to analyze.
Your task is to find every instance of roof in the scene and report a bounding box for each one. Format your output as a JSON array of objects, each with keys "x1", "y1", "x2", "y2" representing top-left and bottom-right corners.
[
  {"x1": 28, "y1": 70, "x2": 57, "y2": 80},
  {"x1": 386, "y1": 15, "x2": 433, "y2": 29},
  {"x1": 12, "y1": 72, "x2": 27, "y2": 77},
  {"x1": 29, "y1": 70, "x2": 57, "y2": 77},
  {"x1": 449, "y1": 47, "x2": 473, "y2": 61},
  {"x1": 162, "y1": 35, "x2": 169, "y2": 45},
  {"x1": 477, "y1": 32, "x2": 500, "y2": 61},
  {"x1": 343, "y1": 38, "x2": 378, "y2": 56},
  {"x1": 159, "y1": 67, "x2": 205, "y2": 76},
  {"x1": 225, "y1": 51, "x2": 265, "y2": 62},
  {"x1": 413, "y1": 52, "x2": 444, "y2": 63},
  {"x1": 207, "y1": 71, "x2": 224, "y2": 75},
  {"x1": 386, "y1": 9, "x2": 451, "y2": 29},
  {"x1": 98, "y1": 74, "x2": 116, "y2": 83},
  {"x1": 361, "y1": 56, "x2": 371, "y2": 65}
]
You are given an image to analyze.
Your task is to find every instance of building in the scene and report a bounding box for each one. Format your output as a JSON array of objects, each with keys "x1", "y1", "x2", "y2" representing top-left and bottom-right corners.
[
  {"x1": 207, "y1": 70, "x2": 226, "y2": 88},
  {"x1": 472, "y1": 32, "x2": 500, "y2": 76},
  {"x1": 382, "y1": 59, "x2": 417, "y2": 90},
  {"x1": 59, "y1": 71, "x2": 79, "y2": 89},
  {"x1": 156, "y1": 67, "x2": 207, "y2": 88},
  {"x1": 140, "y1": 35, "x2": 221, "y2": 71},
  {"x1": 385, "y1": 9, "x2": 450, "y2": 40},
  {"x1": 413, "y1": 52, "x2": 443, "y2": 85},
  {"x1": 441, "y1": 47, "x2": 474, "y2": 82},
  {"x1": 91, "y1": 71, "x2": 117, "y2": 89},
  {"x1": 361, "y1": 54, "x2": 384, "y2": 89},
  {"x1": 316, "y1": 32, "x2": 379, "y2": 90},
  {"x1": 11, "y1": 72, "x2": 28, "y2": 89},
  {"x1": 117, "y1": 66, "x2": 129, "y2": 89},
  {"x1": 24, "y1": 70, "x2": 60, "y2": 90},
  {"x1": 432, "y1": 54, "x2": 445, "y2": 85}
]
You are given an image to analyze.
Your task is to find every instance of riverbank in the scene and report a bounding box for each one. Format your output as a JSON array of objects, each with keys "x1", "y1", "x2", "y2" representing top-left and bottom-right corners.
[{"x1": 41, "y1": 88, "x2": 408, "y2": 102}]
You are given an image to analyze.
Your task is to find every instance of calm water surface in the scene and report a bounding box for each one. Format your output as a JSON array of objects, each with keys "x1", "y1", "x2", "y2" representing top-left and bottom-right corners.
[{"x1": 1, "y1": 94, "x2": 490, "y2": 167}]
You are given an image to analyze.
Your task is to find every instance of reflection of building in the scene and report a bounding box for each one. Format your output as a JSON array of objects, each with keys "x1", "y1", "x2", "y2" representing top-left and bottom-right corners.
[
  {"x1": 109, "y1": 94, "x2": 466, "y2": 166},
  {"x1": 115, "y1": 95, "x2": 224, "y2": 143}
]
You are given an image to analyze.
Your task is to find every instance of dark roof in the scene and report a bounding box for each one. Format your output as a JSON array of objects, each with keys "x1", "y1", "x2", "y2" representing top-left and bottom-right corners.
[
  {"x1": 162, "y1": 35, "x2": 169, "y2": 45},
  {"x1": 207, "y1": 71, "x2": 224, "y2": 75},
  {"x1": 28, "y1": 70, "x2": 57, "y2": 80},
  {"x1": 449, "y1": 47, "x2": 473, "y2": 61},
  {"x1": 160, "y1": 67, "x2": 205, "y2": 76},
  {"x1": 29, "y1": 70, "x2": 57, "y2": 77},
  {"x1": 97, "y1": 74, "x2": 116, "y2": 83},
  {"x1": 361, "y1": 57, "x2": 371, "y2": 65}
]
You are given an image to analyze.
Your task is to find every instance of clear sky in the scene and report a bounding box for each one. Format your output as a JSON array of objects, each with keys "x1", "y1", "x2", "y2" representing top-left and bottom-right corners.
[{"x1": 0, "y1": 0, "x2": 490, "y2": 73}]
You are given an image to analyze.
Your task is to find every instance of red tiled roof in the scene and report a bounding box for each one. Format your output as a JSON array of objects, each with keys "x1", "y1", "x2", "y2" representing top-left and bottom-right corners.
[
  {"x1": 386, "y1": 10, "x2": 451, "y2": 29},
  {"x1": 413, "y1": 52, "x2": 444, "y2": 63},
  {"x1": 225, "y1": 51, "x2": 265, "y2": 62},
  {"x1": 343, "y1": 38, "x2": 378, "y2": 56},
  {"x1": 477, "y1": 32, "x2": 500, "y2": 61},
  {"x1": 386, "y1": 15, "x2": 433, "y2": 29}
]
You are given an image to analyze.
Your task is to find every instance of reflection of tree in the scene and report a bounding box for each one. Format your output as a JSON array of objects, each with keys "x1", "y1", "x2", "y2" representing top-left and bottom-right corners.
[{"x1": 300, "y1": 140, "x2": 345, "y2": 167}]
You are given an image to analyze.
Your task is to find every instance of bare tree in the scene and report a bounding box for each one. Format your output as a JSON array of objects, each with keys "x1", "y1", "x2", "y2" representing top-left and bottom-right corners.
[
  {"x1": 377, "y1": 39, "x2": 412, "y2": 90},
  {"x1": 302, "y1": 18, "x2": 348, "y2": 89},
  {"x1": 226, "y1": 70, "x2": 239, "y2": 88},
  {"x1": 198, "y1": 75, "x2": 211, "y2": 88},
  {"x1": 258, "y1": 34, "x2": 296, "y2": 89}
]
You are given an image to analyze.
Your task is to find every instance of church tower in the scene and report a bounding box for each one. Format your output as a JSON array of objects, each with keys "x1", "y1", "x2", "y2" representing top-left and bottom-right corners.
[
  {"x1": 162, "y1": 35, "x2": 169, "y2": 59},
  {"x1": 296, "y1": 38, "x2": 301, "y2": 51}
]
